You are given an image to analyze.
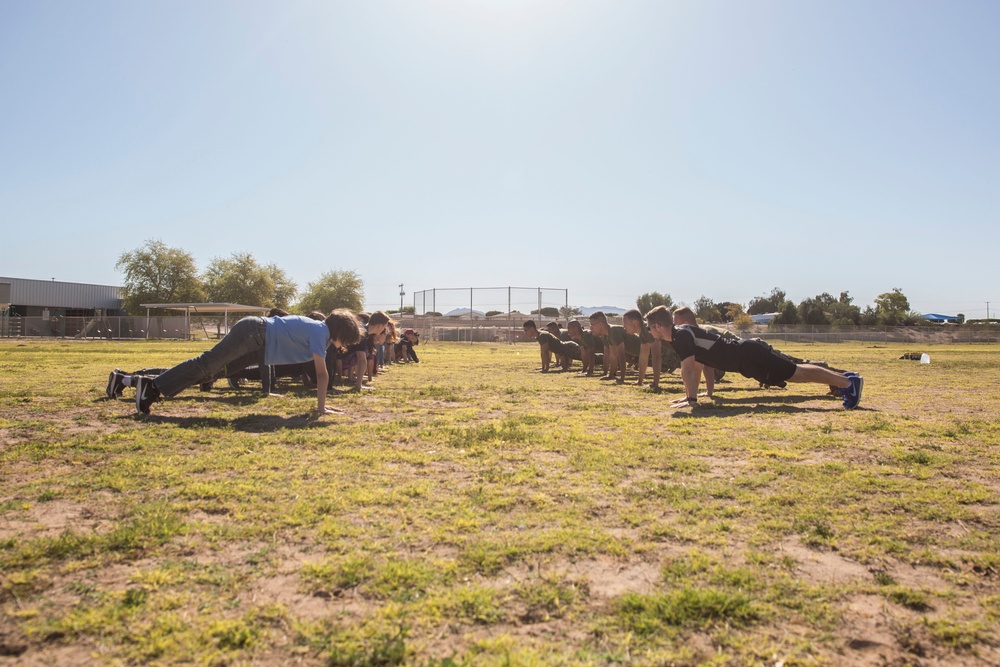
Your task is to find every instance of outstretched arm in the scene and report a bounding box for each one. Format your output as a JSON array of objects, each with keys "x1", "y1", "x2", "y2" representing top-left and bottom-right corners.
[
  {"x1": 674, "y1": 356, "x2": 701, "y2": 406},
  {"x1": 313, "y1": 354, "x2": 331, "y2": 413},
  {"x1": 615, "y1": 342, "x2": 626, "y2": 384},
  {"x1": 637, "y1": 343, "x2": 650, "y2": 386},
  {"x1": 651, "y1": 340, "x2": 662, "y2": 390},
  {"x1": 703, "y1": 364, "x2": 715, "y2": 397}
]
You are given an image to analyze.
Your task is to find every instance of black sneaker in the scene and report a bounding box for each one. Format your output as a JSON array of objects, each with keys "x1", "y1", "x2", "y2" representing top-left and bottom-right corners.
[
  {"x1": 106, "y1": 370, "x2": 125, "y2": 399},
  {"x1": 199, "y1": 381, "x2": 213, "y2": 392},
  {"x1": 135, "y1": 376, "x2": 160, "y2": 414}
]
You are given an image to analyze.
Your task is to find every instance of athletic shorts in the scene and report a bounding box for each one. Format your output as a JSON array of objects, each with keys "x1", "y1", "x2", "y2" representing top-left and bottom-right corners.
[{"x1": 736, "y1": 340, "x2": 797, "y2": 386}]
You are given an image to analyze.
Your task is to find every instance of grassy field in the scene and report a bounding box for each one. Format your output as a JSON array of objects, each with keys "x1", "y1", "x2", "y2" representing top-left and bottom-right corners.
[{"x1": 1, "y1": 339, "x2": 999, "y2": 666}]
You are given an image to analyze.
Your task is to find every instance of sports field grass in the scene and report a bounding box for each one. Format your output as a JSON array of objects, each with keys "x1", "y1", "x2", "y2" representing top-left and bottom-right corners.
[{"x1": 1, "y1": 339, "x2": 999, "y2": 666}]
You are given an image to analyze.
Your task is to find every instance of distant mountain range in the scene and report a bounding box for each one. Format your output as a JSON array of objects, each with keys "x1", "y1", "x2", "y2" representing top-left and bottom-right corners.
[
  {"x1": 440, "y1": 306, "x2": 629, "y2": 318},
  {"x1": 577, "y1": 306, "x2": 629, "y2": 316}
]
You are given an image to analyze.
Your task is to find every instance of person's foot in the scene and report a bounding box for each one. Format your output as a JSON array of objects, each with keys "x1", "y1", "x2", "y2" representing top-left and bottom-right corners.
[
  {"x1": 135, "y1": 376, "x2": 161, "y2": 414},
  {"x1": 199, "y1": 381, "x2": 213, "y2": 392},
  {"x1": 842, "y1": 374, "x2": 863, "y2": 409},
  {"x1": 106, "y1": 370, "x2": 125, "y2": 399}
]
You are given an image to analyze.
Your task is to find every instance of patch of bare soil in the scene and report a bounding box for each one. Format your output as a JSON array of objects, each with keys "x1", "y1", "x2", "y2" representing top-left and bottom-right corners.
[
  {"x1": 0, "y1": 643, "x2": 96, "y2": 667},
  {"x1": 781, "y1": 538, "x2": 999, "y2": 666},
  {"x1": 0, "y1": 497, "x2": 115, "y2": 541},
  {"x1": 780, "y1": 537, "x2": 871, "y2": 584}
]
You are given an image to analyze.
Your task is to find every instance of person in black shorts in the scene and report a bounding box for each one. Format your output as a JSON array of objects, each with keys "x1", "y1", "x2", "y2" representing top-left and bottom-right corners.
[{"x1": 645, "y1": 306, "x2": 863, "y2": 409}]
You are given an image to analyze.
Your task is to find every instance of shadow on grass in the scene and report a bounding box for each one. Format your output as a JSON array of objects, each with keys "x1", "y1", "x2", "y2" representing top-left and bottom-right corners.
[
  {"x1": 133, "y1": 412, "x2": 332, "y2": 431},
  {"x1": 671, "y1": 393, "x2": 875, "y2": 418}
]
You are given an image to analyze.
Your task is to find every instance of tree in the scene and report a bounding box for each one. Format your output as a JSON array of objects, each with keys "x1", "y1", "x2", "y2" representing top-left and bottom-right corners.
[
  {"x1": 874, "y1": 288, "x2": 911, "y2": 326},
  {"x1": 296, "y1": 270, "x2": 364, "y2": 314},
  {"x1": 485, "y1": 310, "x2": 503, "y2": 317},
  {"x1": 733, "y1": 312, "x2": 754, "y2": 331},
  {"x1": 717, "y1": 302, "x2": 744, "y2": 323},
  {"x1": 531, "y1": 307, "x2": 560, "y2": 317},
  {"x1": 116, "y1": 239, "x2": 204, "y2": 314},
  {"x1": 797, "y1": 296, "x2": 830, "y2": 325},
  {"x1": 747, "y1": 287, "x2": 786, "y2": 315},
  {"x1": 771, "y1": 300, "x2": 799, "y2": 326},
  {"x1": 559, "y1": 306, "x2": 582, "y2": 319},
  {"x1": 693, "y1": 296, "x2": 721, "y2": 323},
  {"x1": 828, "y1": 291, "x2": 861, "y2": 325},
  {"x1": 636, "y1": 291, "x2": 674, "y2": 315},
  {"x1": 202, "y1": 252, "x2": 296, "y2": 308},
  {"x1": 268, "y1": 264, "x2": 298, "y2": 309}
]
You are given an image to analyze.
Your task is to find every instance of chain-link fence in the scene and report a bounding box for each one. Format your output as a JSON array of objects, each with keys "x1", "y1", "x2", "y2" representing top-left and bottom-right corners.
[
  {"x1": 748, "y1": 324, "x2": 1000, "y2": 345},
  {"x1": 409, "y1": 286, "x2": 571, "y2": 343},
  {"x1": 0, "y1": 315, "x2": 236, "y2": 340},
  {"x1": 1, "y1": 313, "x2": 996, "y2": 345}
]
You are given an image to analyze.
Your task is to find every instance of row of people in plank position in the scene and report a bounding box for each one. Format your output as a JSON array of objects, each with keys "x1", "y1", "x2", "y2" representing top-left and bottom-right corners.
[
  {"x1": 524, "y1": 306, "x2": 864, "y2": 409},
  {"x1": 105, "y1": 309, "x2": 420, "y2": 415}
]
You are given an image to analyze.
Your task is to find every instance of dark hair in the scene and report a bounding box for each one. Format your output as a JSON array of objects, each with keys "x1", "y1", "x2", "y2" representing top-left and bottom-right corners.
[
  {"x1": 623, "y1": 309, "x2": 643, "y2": 323},
  {"x1": 369, "y1": 311, "x2": 391, "y2": 327},
  {"x1": 307, "y1": 310, "x2": 326, "y2": 321},
  {"x1": 588, "y1": 311, "x2": 608, "y2": 323},
  {"x1": 523, "y1": 320, "x2": 537, "y2": 330},
  {"x1": 357, "y1": 312, "x2": 371, "y2": 325},
  {"x1": 267, "y1": 307, "x2": 290, "y2": 317},
  {"x1": 646, "y1": 305, "x2": 673, "y2": 329},
  {"x1": 567, "y1": 320, "x2": 583, "y2": 331},
  {"x1": 325, "y1": 309, "x2": 365, "y2": 347}
]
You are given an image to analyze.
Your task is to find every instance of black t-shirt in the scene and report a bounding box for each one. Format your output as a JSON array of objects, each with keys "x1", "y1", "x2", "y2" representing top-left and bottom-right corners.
[{"x1": 670, "y1": 324, "x2": 743, "y2": 371}]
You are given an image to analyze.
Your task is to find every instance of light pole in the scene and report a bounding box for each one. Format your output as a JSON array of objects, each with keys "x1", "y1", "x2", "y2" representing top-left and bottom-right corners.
[{"x1": 399, "y1": 284, "x2": 405, "y2": 313}]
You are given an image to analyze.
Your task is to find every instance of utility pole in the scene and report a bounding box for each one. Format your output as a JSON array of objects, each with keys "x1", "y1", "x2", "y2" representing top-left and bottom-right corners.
[{"x1": 399, "y1": 284, "x2": 405, "y2": 313}]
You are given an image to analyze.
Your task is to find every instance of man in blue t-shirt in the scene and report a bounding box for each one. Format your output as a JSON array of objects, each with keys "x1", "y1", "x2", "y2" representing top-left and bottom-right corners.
[{"x1": 127, "y1": 310, "x2": 364, "y2": 416}]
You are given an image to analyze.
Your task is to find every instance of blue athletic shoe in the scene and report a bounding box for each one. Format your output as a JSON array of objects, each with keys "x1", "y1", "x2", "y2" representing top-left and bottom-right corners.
[{"x1": 841, "y1": 374, "x2": 863, "y2": 409}]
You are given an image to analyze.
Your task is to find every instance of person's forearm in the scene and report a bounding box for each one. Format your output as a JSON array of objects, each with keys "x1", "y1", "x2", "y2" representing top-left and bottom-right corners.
[
  {"x1": 316, "y1": 370, "x2": 329, "y2": 411},
  {"x1": 704, "y1": 365, "x2": 715, "y2": 396},
  {"x1": 681, "y1": 361, "x2": 700, "y2": 400},
  {"x1": 637, "y1": 344, "x2": 649, "y2": 385},
  {"x1": 356, "y1": 351, "x2": 366, "y2": 388},
  {"x1": 652, "y1": 343, "x2": 661, "y2": 388}
]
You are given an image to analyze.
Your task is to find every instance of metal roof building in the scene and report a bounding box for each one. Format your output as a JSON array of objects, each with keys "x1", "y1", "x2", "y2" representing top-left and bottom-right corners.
[{"x1": 0, "y1": 276, "x2": 123, "y2": 316}]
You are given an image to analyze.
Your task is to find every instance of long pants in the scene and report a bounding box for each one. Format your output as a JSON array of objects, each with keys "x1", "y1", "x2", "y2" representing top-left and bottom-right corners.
[{"x1": 155, "y1": 317, "x2": 266, "y2": 398}]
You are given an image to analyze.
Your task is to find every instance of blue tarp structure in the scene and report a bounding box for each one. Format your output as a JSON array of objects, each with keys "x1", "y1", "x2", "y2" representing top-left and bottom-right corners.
[{"x1": 923, "y1": 313, "x2": 960, "y2": 323}]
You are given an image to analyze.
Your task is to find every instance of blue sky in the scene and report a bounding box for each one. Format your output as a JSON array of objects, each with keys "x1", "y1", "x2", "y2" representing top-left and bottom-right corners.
[{"x1": 2, "y1": 1, "x2": 997, "y2": 317}]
